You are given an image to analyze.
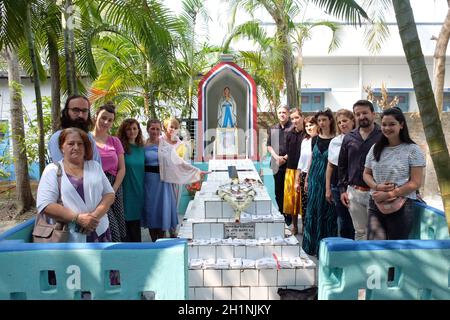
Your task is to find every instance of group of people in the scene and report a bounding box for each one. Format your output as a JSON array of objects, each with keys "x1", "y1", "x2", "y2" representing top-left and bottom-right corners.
[
  {"x1": 36, "y1": 95, "x2": 205, "y2": 244},
  {"x1": 267, "y1": 100, "x2": 425, "y2": 256},
  {"x1": 35, "y1": 94, "x2": 426, "y2": 256}
]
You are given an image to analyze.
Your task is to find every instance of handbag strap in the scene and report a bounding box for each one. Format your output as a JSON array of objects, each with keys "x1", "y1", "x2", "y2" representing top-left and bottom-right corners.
[{"x1": 56, "y1": 162, "x2": 63, "y2": 205}]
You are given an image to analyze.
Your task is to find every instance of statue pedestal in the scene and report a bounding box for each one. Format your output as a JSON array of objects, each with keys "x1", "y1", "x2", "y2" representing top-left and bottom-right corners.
[{"x1": 215, "y1": 128, "x2": 238, "y2": 157}]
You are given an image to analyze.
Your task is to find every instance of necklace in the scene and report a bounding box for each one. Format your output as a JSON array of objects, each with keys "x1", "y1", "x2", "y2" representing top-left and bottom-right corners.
[{"x1": 63, "y1": 160, "x2": 84, "y2": 178}]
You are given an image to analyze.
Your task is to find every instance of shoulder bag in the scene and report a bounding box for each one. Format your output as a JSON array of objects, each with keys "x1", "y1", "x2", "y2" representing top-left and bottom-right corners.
[
  {"x1": 32, "y1": 163, "x2": 70, "y2": 243},
  {"x1": 374, "y1": 196, "x2": 406, "y2": 214}
]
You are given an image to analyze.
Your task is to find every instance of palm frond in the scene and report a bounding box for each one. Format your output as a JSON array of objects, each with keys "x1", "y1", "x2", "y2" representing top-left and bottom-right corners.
[
  {"x1": 309, "y1": 0, "x2": 368, "y2": 26},
  {"x1": 362, "y1": 0, "x2": 391, "y2": 54}
]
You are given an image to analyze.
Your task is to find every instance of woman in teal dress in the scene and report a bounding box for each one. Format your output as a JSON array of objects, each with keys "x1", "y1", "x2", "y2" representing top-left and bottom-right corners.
[
  {"x1": 117, "y1": 119, "x2": 145, "y2": 242},
  {"x1": 302, "y1": 109, "x2": 337, "y2": 257}
]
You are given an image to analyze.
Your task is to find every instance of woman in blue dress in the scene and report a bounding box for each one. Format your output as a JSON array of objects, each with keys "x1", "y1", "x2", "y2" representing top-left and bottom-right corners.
[
  {"x1": 142, "y1": 119, "x2": 205, "y2": 242},
  {"x1": 302, "y1": 109, "x2": 337, "y2": 257}
]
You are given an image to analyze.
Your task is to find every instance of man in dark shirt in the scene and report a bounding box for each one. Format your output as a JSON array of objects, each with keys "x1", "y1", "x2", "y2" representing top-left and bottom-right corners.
[
  {"x1": 338, "y1": 100, "x2": 382, "y2": 240},
  {"x1": 267, "y1": 105, "x2": 292, "y2": 226}
]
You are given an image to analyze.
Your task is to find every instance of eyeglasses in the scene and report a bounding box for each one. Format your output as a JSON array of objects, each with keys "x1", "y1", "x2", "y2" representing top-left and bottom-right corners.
[{"x1": 68, "y1": 107, "x2": 90, "y2": 114}]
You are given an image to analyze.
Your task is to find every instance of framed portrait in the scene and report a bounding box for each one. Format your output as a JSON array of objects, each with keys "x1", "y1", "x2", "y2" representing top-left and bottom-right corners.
[{"x1": 216, "y1": 128, "x2": 238, "y2": 156}]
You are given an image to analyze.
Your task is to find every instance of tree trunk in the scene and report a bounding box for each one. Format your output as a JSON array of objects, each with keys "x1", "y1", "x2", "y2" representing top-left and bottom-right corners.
[
  {"x1": 63, "y1": 0, "x2": 78, "y2": 95},
  {"x1": 262, "y1": 1, "x2": 298, "y2": 109},
  {"x1": 143, "y1": 92, "x2": 149, "y2": 117},
  {"x1": 433, "y1": 0, "x2": 450, "y2": 116},
  {"x1": 47, "y1": 32, "x2": 61, "y2": 133},
  {"x1": 425, "y1": 1, "x2": 450, "y2": 199},
  {"x1": 393, "y1": 0, "x2": 450, "y2": 233},
  {"x1": 25, "y1": 2, "x2": 45, "y2": 176},
  {"x1": 296, "y1": 46, "x2": 303, "y2": 111},
  {"x1": 277, "y1": 23, "x2": 298, "y2": 109},
  {"x1": 5, "y1": 48, "x2": 35, "y2": 214}
]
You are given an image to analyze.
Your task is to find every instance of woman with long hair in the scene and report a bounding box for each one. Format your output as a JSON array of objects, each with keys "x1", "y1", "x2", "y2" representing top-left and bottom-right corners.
[
  {"x1": 92, "y1": 102, "x2": 126, "y2": 242},
  {"x1": 117, "y1": 119, "x2": 145, "y2": 242},
  {"x1": 302, "y1": 108, "x2": 336, "y2": 256},
  {"x1": 325, "y1": 109, "x2": 356, "y2": 239},
  {"x1": 363, "y1": 107, "x2": 425, "y2": 240},
  {"x1": 295, "y1": 116, "x2": 318, "y2": 233}
]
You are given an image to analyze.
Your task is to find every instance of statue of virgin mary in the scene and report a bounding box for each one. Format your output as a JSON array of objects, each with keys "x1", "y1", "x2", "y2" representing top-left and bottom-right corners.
[{"x1": 217, "y1": 86, "x2": 237, "y2": 128}]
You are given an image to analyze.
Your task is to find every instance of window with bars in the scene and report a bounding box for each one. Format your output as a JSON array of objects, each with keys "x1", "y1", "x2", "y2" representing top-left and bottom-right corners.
[
  {"x1": 300, "y1": 93, "x2": 324, "y2": 112},
  {"x1": 373, "y1": 93, "x2": 409, "y2": 112},
  {"x1": 443, "y1": 93, "x2": 450, "y2": 112}
]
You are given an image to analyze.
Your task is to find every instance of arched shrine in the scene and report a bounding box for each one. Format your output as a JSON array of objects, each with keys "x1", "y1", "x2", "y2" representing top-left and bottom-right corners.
[{"x1": 197, "y1": 58, "x2": 258, "y2": 161}]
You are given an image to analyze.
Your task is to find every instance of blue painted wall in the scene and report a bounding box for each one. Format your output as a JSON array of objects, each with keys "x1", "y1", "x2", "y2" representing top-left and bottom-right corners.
[
  {"x1": 0, "y1": 219, "x2": 188, "y2": 300},
  {"x1": 319, "y1": 203, "x2": 450, "y2": 300}
]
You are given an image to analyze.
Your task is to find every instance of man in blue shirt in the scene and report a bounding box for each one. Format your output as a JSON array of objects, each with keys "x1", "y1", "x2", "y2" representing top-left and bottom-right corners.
[
  {"x1": 338, "y1": 100, "x2": 381, "y2": 240},
  {"x1": 48, "y1": 95, "x2": 101, "y2": 164}
]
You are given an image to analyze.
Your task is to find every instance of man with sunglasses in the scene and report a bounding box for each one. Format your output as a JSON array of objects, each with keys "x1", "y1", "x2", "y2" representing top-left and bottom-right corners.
[{"x1": 48, "y1": 95, "x2": 102, "y2": 164}]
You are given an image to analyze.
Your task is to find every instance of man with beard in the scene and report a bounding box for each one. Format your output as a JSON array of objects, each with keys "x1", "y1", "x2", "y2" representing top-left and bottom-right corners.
[
  {"x1": 48, "y1": 95, "x2": 102, "y2": 163},
  {"x1": 338, "y1": 100, "x2": 381, "y2": 240}
]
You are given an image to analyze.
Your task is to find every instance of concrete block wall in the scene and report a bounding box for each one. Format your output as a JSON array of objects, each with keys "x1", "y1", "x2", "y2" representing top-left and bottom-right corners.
[{"x1": 189, "y1": 268, "x2": 316, "y2": 300}]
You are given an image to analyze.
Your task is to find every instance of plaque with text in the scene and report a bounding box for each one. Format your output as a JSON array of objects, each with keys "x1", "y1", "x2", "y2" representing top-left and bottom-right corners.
[{"x1": 224, "y1": 222, "x2": 255, "y2": 239}]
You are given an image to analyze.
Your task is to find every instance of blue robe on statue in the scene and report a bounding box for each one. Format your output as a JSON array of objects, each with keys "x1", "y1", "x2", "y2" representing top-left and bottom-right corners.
[{"x1": 222, "y1": 101, "x2": 234, "y2": 127}]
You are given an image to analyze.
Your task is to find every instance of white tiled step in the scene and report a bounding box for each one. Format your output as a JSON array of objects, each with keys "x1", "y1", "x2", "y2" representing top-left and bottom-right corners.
[
  {"x1": 190, "y1": 285, "x2": 313, "y2": 300},
  {"x1": 208, "y1": 159, "x2": 256, "y2": 171},
  {"x1": 190, "y1": 222, "x2": 285, "y2": 239},
  {"x1": 188, "y1": 244, "x2": 304, "y2": 260},
  {"x1": 188, "y1": 268, "x2": 316, "y2": 300},
  {"x1": 184, "y1": 198, "x2": 281, "y2": 221},
  {"x1": 204, "y1": 198, "x2": 273, "y2": 217},
  {"x1": 189, "y1": 268, "x2": 315, "y2": 288}
]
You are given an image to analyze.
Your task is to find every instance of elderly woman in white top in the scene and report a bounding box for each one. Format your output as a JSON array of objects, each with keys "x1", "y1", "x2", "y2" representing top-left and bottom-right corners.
[
  {"x1": 37, "y1": 128, "x2": 115, "y2": 242},
  {"x1": 294, "y1": 116, "x2": 318, "y2": 232}
]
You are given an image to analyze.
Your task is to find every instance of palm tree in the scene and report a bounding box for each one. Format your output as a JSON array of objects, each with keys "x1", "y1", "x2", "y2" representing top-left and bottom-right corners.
[
  {"x1": 227, "y1": 0, "x2": 368, "y2": 108},
  {"x1": 3, "y1": 48, "x2": 35, "y2": 214},
  {"x1": 392, "y1": 0, "x2": 450, "y2": 232},
  {"x1": 173, "y1": 0, "x2": 220, "y2": 119},
  {"x1": 222, "y1": 20, "x2": 284, "y2": 121},
  {"x1": 289, "y1": 19, "x2": 341, "y2": 108},
  {"x1": 89, "y1": 0, "x2": 177, "y2": 117},
  {"x1": 0, "y1": 0, "x2": 47, "y2": 175},
  {"x1": 62, "y1": 0, "x2": 78, "y2": 95},
  {"x1": 24, "y1": 1, "x2": 45, "y2": 175},
  {"x1": 432, "y1": 0, "x2": 450, "y2": 115}
]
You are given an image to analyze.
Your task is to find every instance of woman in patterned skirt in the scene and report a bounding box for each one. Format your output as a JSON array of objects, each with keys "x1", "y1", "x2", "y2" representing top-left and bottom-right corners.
[
  {"x1": 92, "y1": 102, "x2": 127, "y2": 242},
  {"x1": 302, "y1": 109, "x2": 336, "y2": 257}
]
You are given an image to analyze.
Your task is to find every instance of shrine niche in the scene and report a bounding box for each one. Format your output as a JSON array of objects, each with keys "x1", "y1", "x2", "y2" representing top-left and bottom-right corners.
[{"x1": 197, "y1": 59, "x2": 258, "y2": 161}]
